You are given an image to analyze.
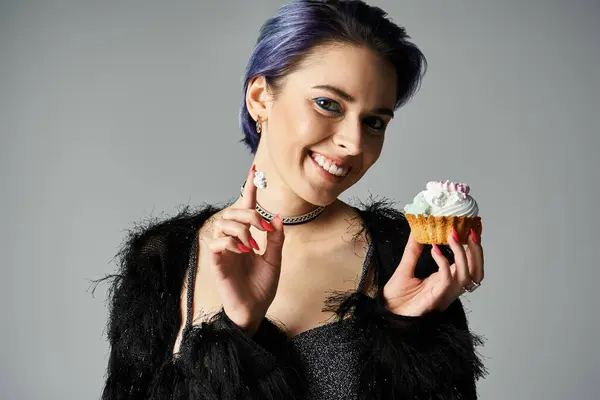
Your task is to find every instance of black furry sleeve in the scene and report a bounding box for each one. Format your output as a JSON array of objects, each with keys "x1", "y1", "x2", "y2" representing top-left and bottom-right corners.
[
  {"x1": 96, "y1": 208, "x2": 305, "y2": 400},
  {"x1": 350, "y1": 293, "x2": 486, "y2": 399},
  {"x1": 328, "y1": 287, "x2": 486, "y2": 399},
  {"x1": 149, "y1": 309, "x2": 306, "y2": 400}
]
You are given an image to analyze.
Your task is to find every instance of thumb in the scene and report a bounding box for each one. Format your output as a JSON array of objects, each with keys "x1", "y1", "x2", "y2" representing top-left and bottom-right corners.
[{"x1": 262, "y1": 214, "x2": 285, "y2": 267}]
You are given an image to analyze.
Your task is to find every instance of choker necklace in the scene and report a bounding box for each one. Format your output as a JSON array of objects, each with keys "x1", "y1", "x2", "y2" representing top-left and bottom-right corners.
[{"x1": 239, "y1": 181, "x2": 326, "y2": 225}]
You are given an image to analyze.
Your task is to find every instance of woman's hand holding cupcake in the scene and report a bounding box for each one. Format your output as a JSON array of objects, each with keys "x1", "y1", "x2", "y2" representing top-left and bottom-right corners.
[{"x1": 382, "y1": 181, "x2": 484, "y2": 317}]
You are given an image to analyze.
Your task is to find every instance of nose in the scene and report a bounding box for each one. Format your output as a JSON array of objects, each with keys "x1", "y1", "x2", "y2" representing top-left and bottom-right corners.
[{"x1": 332, "y1": 120, "x2": 363, "y2": 155}]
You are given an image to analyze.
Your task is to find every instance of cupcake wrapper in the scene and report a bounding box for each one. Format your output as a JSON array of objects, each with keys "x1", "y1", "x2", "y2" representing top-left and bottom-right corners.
[{"x1": 405, "y1": 214, "x2": 482, "y2": 245}]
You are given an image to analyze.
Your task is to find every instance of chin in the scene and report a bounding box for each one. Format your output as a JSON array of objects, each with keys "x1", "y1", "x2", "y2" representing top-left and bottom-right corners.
[{"x1": 299, "y1": 184, "x2": 346, "y2": 207}]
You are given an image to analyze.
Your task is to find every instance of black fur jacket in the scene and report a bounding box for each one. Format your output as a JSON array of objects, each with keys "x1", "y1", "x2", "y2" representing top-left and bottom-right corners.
[{"x1": 97, "y1": 198, "x2": 486, "y2": 399}]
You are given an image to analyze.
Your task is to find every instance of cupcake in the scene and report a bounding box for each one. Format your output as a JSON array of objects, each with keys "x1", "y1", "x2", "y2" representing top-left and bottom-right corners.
[{"x1": 403, "y1": 180, "x2": 481, "y2": 244}]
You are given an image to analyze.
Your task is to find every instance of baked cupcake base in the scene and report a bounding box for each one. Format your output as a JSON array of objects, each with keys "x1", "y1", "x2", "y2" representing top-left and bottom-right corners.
[{"x1": 405, "y1": 214, "x2": 482, "y2": 245}]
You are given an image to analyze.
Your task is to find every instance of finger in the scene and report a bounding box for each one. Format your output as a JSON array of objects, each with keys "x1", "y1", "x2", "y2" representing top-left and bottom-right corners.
[
  {"x1": 220, "y1": 208, "x2": 271, "y2": 233},
  {"x1": 466, "y1": 228, "x2": 484, "y2": 282},
  {"x1": 207, "y1": 237, "x2": 250, "y2": 280},
  {"x1": 431, "y1": 244, "x2": 452, "y2": 284},
  {"x1": 213, "y1": 218, "x2": 256, "y2": 250},
  {"x1": 239, "y1": 164, "x2": 258, "y2": 210},
  {"x1": 207, "y1": 236, "x2": 247, "y2": 258},
  {"x1": 262, "y1": 214, "x2": 285, "y2": 267},
  {"x1": 396, "y1": 233, "x2": 424, "y2": 278},
  {"x1": 448, "y1": 227, "x2": 470, "y2": 287},
  {"x1": 422, "y1": 244, "x2": 453, "y2": 308}
]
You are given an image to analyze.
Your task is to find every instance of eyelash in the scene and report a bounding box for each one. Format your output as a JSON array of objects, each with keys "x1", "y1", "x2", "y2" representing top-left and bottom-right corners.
[{"x1": 313, "y1": 97, "x2": 387, "y2": 133}]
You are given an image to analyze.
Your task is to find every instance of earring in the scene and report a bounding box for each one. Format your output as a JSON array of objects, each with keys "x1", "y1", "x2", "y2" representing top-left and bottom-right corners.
[
  {"x1": 253, "y1": 170, "x2": 267, "y2": 189},
  {"x1": 256, "y1": 119, "x2": 262, "y2": 134}
]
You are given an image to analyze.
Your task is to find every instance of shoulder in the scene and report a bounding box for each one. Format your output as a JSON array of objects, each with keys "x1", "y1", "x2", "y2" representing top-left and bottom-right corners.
[
  {"x1": 353, "y1": 196, "x2": 409, "y2": 237},
  {"x1": 351, "y1": 196, "x2": 410, "y2": 262},
  {"x1": 96, "y1": 203, "x2": 222, "y2": 296},
  {"x1": 120, "y1": 204, "x2": 222, "y2": 269},
  {"x1": 121, "y1": 204, "x2": 221, "y2": 258},
  {"x1": 333, "y1": 196, "x2": 408, "y2": 243}
]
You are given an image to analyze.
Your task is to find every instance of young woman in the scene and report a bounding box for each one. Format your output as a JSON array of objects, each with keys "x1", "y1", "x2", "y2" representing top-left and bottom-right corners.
[{"x1": 99, "y1": 1, "x2": 486, "y2": 399}]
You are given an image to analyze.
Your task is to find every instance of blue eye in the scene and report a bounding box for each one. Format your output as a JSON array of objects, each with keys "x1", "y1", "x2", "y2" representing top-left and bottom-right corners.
[{"x1": 314, "y1": 97, "x2": 342, "y2": 113}]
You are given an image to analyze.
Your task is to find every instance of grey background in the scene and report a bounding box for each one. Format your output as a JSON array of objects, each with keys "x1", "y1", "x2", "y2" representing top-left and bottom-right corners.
[{"x1": 1, "y1": 0, "x2": 598, "y2": 399}]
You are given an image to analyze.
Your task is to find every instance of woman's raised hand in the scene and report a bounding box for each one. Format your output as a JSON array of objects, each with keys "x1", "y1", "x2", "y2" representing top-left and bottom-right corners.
[
  {"x1": 202, "y1": 165, "x2": 285, "y2": 335},
  {"x1": 382, "y1": 227, "x2": 484, "y2": 317}
]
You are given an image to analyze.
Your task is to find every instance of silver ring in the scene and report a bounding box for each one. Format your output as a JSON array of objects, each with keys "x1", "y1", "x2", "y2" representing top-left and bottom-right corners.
[{"x1": 463, "y1": 279, "x2": 481, "y2": 293}]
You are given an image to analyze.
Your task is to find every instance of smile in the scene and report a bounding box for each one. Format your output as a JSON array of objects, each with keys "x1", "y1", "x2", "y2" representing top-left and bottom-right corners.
[{"x1": 310, "y1": 152, "x2": 350, "y2": 177}]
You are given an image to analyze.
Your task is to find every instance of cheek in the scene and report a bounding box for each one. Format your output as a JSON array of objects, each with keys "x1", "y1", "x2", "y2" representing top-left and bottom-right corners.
[
  {"x1": 266, "y1": 102, "x2": 299, "y2": 148},
  {"x1": 356, "y1": 140, "x2": 383, "y2": 175},
  {"x1": 367, "y1": 144, "x2": 383, "y2": 165},
  {"x1": 270, "y1": 101, "x2": 331, "y2": 146}
]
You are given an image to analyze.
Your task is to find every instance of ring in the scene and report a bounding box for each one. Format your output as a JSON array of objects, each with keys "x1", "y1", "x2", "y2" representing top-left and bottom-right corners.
[{"x1": 462, "y1": 279, "x2": 481, "y2": 293}]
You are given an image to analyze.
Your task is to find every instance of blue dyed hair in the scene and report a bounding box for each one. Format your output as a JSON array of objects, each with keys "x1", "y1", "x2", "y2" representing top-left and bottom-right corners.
[{"x1": 240, "y1": 0, "x2": 427, "y2": 154}]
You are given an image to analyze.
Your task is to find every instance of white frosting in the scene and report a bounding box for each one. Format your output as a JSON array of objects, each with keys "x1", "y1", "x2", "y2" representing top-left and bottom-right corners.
[{"x1": 404, "y1": 180, "x2": 479, "y2": 217}]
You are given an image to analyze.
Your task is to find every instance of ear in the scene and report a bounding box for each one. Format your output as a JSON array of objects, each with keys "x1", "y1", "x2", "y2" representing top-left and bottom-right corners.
[{"x1": 245, "y1": 76, "x2": 270, "y2": 121}]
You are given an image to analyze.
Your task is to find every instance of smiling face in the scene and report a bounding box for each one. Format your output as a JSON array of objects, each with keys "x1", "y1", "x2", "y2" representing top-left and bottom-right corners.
[{"x1": 249, "y1": 42, "x2": 398, "y2": 206}]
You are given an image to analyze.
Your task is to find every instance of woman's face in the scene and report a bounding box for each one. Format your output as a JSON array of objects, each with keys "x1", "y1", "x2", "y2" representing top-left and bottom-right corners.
[{"x1": 256, "y1": 42, "x2": 397, "y2": 206}]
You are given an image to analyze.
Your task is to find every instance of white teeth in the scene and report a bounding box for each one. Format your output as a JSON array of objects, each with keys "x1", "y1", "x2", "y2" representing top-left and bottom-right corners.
[{"x1": 311, "y1": 153, "x2": 349, "y2": 177}]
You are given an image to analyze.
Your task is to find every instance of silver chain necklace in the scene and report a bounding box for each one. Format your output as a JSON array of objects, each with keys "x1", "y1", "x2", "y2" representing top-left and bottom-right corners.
[{"x1": 239, "y1": 182, "x2": 326, "y2": 225}]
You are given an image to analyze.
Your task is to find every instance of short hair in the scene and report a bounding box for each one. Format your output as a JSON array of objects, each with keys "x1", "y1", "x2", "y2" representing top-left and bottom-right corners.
[{"x1": 240, "y1": 0, "x2": 427, "y2": 154}]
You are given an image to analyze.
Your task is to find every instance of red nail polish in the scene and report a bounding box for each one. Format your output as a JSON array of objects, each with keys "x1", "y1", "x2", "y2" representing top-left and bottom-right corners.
[
  {"x1": 451, "y1": 227, "x2": 460, "y2": 243},
  {"x1": 249, "y1": 237, "x2": 260, "y2": 251},
  {"x1": 260, "y1": 219, "x2": 274, "y2": 232},
  {"x1": 470, "y1": 228, "x2": 480, "y2": 244},
  {"x1": 432, "y1": 243, "x2": 443, "y2": 255},
  {"x1": 237, "y1": 243, "x2": 251, "y2": 252}
]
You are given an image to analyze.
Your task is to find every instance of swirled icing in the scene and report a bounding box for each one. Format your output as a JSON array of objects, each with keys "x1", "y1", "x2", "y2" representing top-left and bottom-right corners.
[{"x1": 404, "y1": 180, "x2": 479, "y2": 217}]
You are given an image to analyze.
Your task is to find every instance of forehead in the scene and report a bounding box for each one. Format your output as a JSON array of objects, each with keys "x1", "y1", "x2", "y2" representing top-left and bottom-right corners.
[{"x1": 284, "y1": 42, "x2": 397, "y2": 107}]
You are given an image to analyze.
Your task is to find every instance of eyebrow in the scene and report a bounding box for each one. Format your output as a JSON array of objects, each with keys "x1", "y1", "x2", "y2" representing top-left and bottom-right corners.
[{"x1": 312, "y1": 84, "x2": 395, "y2": 118}]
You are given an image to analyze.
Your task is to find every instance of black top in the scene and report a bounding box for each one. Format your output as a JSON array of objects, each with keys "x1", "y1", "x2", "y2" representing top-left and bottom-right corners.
[{"x1": 96, "y1": 198, "x2": 487, "y2": 399}]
